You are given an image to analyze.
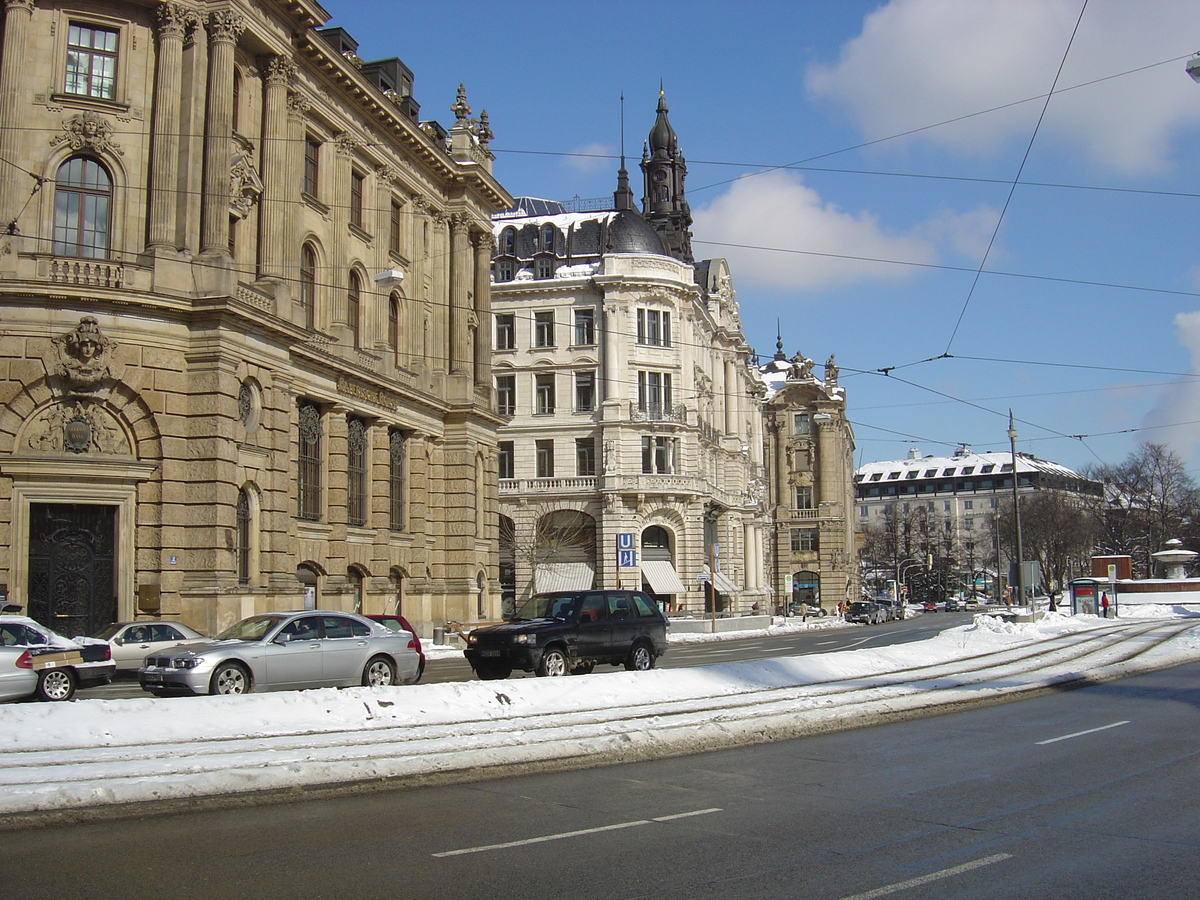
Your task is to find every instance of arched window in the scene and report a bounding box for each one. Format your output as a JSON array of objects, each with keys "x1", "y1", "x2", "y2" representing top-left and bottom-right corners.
[
  {"x1": 502, "y1": 227, "x2": 515, "y2": 254},
  {"x1": 388, "y1": 294, "x2": 400, "y2": 364},
  {"x1": 53, "y1": 157, "x2": 111, "y2": 258},
  {"x1": 348, "y1": 567, "x2": 364, "y2": 614},
  {"x1": 236, "y1": 487, "x2": 252, "y2": 585},
  {"x1": 347, "y1": 271, "x2": 362, "y2": 347},
  {"x1": 541, "y1": 224, "x2": 555, "y2": 253},
  {"x1": 299, "y1": 243, "x2": 317, "y2": 329}
]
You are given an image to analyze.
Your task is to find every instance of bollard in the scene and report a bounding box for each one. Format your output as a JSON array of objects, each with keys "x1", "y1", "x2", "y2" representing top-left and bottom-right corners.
[{"x1": 433, "y1": 626, "x2": 446, "y2": 645}]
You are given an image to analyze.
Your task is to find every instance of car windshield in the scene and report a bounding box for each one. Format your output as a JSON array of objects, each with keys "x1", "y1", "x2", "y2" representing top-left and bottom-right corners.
[
  {"x1": 216, "y1": 614, "x2": 286, "y2": 642},
  {"x1": 512, "y1": 592, "x2": 580, "y2": 621}
]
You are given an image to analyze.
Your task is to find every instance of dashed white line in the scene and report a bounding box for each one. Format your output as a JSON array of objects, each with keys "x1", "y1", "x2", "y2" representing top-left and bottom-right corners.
[
  {"x1": 834, "y1": 853, "x2": 1014, "y2": 900},
  {"x1": 433, "y1": 808, "x2": 723, "y2": 857},
  {"x1": 1036, "y1": 720, "x2": 1130, "y2": 745}
]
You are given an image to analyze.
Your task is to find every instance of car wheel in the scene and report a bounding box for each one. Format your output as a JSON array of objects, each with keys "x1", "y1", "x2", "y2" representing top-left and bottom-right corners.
[
  {"x1": 624, "y1": 642, "x2": 655, "y2": 671},
  {"x1": 570, "y1": 661, "x2": 595, "y2": 676},
  {"x1": 536, "y1": 647, "x2": 568, "y2": 677},
  {"x1": 475, "y1": 662, "x2": 512, "y2": 680},
  {"x1": 35, "y1": 667, "x2": 76, "y2": 702},
  {"x1": 362, "y1": 655, "x2": 397, "y2": 687},
  {"x1": 210, "y1": 662, "x2": 250, "y2": 695}
]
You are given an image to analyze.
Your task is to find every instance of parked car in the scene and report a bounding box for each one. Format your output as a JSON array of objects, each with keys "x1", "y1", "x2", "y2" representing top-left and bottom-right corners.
[
  {"x1": 845, "y1": 601, "x2": 885, "y2": 625},
  {"x1": 365, "y1": 614, "x2": 425, "y2": 681},
  {"x1": 93, "y1": 621, "x2": 208, "y2": 672},
  {"x1": 464, "y1": 589, "x2": 669, "y2": 680},
  {"x1": 1, "y1": 614, "x2": 116, "y2": 702},
  {"x1": 787, "y1": 601, "x2": 826, "y2": 617},
  {"x1": 138, "y1": 610, "x2": 422, "y2": 696},
  {"x1": 876, "y1": 598, "x2": 903, "y2": 621}
]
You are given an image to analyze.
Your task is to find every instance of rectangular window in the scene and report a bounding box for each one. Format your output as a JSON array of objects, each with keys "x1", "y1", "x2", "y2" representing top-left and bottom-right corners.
[
  {"x1": 495, "y1": 314, "x2": 515, "y2": 350},
  {"x1": 389, "y1": 199, "x2": 402, "y2": 254},
  {"x1": 535, "y1": 439, "x2": 554, "y2": 478},
  {"x1": 964, "y1": 500, "x2": 973, "y2": 510},
  {"x1": 637, "y1": 371, "x2": 672, "y2": 417},
  {"x1": 304, "y1": 137, "x2": 320, "y2": 197},
  {"x1": 534, "y1": 311, "x2": 555, "y2": 347},
  {"x1": 858, "y1": 505, "x2": 868, "y2": 518},
  {"x1": 795, "y1": 485, "x2": 813, "y2": 509},
  {"x1": 495, "y1": 259, "x2": 514, "y2": 282},
  {"x1": 498, "y1": 441, "x2": 514, "y2": 480},
  {"x1": 636, "y1": 309, "x2": 671, "y2": 346},
  {"x1": 989, "y1": 497, "x2": 998, "y2": 509},
  {"x1": 535, "y1": 373, "x2": 555, "y2": 415},
  {"x1": 495, "y1": 374, "x2": 515, "y2": 416},
  {"x1": 641, "y1": 436, "x2": 675, "y2": 474},
  {"x1": 793, "y1": 413, "x2": 810, "y2": 436},
  {"x1": 965, "y1": 517, "x2": 975, "y2": 530},
  {"x1": 347, "y1": 416, "x2": 368, "y2": 527},
  {"x1": 297, "y1": 401, "x2": 322, "y2": 521},
  {"x1": 574, "y1": 308, "x2": 595, "y2": 346},
  {"x1": 576, "y1": 438, "x2": 596, "y2": 476},
  {"x1": 389, "y1": 429, "x2": 406, "y2": 530},
  {"x1": 944, "y1": 500, "x2": 951, "y2": 513},
  {"x1": 350, "y1": 170, "x2": 364, "y2": 229},
  {"x1": 575, "y1": 371, "x2": 595, "y2": 411},
  {"x1": 791, "y1": 528, "x2": 818, "y2": 553},
  {"x1": 65, "y1": 23, "x2": 118, "y2": 100},
  {"x1": 535, "y1": 257, "x2": 554, "y2": 279}
]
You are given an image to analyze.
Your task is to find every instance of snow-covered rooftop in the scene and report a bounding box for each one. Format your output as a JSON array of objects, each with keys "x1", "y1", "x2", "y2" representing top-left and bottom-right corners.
[{"x1": 856, "y1": 447, "x2": 1086, "y2": 483}]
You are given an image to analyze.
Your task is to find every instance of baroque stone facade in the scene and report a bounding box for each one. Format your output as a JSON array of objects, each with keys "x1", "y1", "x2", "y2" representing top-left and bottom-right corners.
[
  {"x1": 0, "y1": 1, "x2": 510, "y2": 637},
  {"x1": 489, "y1": 97, "x2": 771, "y2": 616}
]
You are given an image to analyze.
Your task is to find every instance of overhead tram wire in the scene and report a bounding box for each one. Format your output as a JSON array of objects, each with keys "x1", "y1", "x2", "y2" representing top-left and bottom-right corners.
[{"x1": 942, "y1": 0, "x2": 1090, "y2": 356}]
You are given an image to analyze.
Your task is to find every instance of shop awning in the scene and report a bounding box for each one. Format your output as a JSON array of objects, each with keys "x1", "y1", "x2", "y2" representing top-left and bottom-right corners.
[
  {"x1": 641, "y1": 559, "x2": 688, "y2": 595},
  {"x1": 534, "y1": 561, "x2": 595, "y2": 593},
  {"x1": 704, "y1": 565, "x2": 741, "y2": 595}
]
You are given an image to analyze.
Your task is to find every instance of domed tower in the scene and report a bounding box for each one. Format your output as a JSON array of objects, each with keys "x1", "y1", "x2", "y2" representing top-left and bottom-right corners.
[{"x1": 640, "y1": 89, "x2": 693, "y2": 264}]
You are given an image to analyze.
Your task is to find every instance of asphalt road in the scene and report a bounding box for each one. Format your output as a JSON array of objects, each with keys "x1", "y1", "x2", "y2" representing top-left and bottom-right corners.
[
  {"x1": 7, "y1": 653, "x2": 1197, "y2": 899},
  {"x1": 78, "y1": 612, "x2": 972, "y2": 698}
]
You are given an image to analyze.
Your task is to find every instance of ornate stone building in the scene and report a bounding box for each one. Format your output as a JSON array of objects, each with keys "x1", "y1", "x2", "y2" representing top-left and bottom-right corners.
[
  {"x1": 489, "y1": 96, "x2": 770, "y2": 615},
  {"x1": 0, "y1": 1, "x2": 510, "y2": 637},
  {"x1": 759, "y1": 344, "x2": 859, "y2": 613}
]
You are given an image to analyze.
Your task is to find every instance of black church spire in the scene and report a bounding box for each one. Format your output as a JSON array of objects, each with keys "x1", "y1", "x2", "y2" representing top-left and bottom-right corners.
[{"x1": 640, "y1": 88, "x2": 693, "y2": 264}]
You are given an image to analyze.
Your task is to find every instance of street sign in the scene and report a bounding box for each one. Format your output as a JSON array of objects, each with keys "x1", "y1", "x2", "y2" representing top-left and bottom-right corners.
[
  {"x1": 617, "y1": 533, "x2": 634, "y2": 550},
  {"x1": 696, "y1": 573, "x2": 710, "y2": 582},
  {"x1": 618, "y1": 549, "x2": 636, "y2": 567}
]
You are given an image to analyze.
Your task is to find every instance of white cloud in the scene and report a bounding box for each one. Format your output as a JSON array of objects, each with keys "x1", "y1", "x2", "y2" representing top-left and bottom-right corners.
[
  {"x1": 805, "y1": 0, "x2": 1200, "y2": 174},
  {"x1": 692, "y1": 170, "x2": 994, "y2": 292},
  {"x1": 1141, "y1": 310, "x2": 1200, "y2": 465},
  {"x1": 563, "y1": 142, "x2": 613, "y2": 174}
]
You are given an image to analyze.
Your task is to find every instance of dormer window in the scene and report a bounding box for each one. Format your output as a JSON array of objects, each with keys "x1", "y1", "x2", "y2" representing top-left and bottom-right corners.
[
  {"x1": 541, "y1": 224, "x2": 555, "y2": 252},
  {"x1": 502, "y1": 227, "x2": 515, "y2": 255}
]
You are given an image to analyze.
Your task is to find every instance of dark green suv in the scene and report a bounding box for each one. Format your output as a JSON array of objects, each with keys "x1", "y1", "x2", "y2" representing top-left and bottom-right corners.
[{"x1": 464, "y1": 590, "x2": 669, "y2": 680}]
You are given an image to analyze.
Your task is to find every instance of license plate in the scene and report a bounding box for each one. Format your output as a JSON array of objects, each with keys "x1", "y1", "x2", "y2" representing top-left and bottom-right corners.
[
  {"x1": 480, "y1": 650, "x2": 501, "y2": 657},
  {"x1": 142, "y1": 673, "x2": 163, "y2": 682}
]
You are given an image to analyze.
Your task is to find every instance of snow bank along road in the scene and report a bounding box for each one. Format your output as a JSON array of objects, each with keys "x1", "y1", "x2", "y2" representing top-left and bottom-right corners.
[{"x1": 2, "y1": 614, "x2": 1198, "y2": 823}]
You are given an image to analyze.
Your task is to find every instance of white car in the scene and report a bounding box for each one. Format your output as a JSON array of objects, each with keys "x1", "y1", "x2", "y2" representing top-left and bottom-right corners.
[
  {"x1": 93, "y1": 621, "x2": 208, "y2": 672},
  {"x1": 0, "y1": 614, "x2": 116, "y2": 702}
]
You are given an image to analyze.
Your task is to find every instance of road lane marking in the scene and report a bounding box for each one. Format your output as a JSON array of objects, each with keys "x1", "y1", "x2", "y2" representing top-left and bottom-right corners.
[
  {"x1": 433, "y1": 808, "x2": 723, "y2": 857},
  {"x1": 1036, "y1": 720, "x2": 1130, "y2": 745},
  {"x1": 834, "y1": 853, "x2": 1013, "y2": 900},
  {"x1": 816, "y1": 640, "x2": 838, "y2": 645}
]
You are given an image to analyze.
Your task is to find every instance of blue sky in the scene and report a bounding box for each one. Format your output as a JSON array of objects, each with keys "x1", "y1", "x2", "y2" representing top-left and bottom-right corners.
[{"x1": 329, "y1": 0, "x2": 1200, "y2": 475}]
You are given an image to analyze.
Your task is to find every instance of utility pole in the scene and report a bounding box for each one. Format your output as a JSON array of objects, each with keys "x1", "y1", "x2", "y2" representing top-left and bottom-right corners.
[{"x1": 1008, "y1": 410, "x2": 1028, "y2": 617}]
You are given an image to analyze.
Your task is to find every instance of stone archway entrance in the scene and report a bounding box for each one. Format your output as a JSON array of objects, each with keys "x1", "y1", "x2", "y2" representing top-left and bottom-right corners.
[{"x1": 27, "y1": 503, "x2": 117, "y2": 638}]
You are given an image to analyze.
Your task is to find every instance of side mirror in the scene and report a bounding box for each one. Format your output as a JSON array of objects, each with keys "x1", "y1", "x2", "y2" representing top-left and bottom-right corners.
[{"x1": 274, "y1": 633, "x2": 291, "y2": 644}]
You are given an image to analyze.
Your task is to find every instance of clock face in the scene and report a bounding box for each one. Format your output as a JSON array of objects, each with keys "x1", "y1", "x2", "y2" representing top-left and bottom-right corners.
[{"x1": 654, "y1": 170, "x2": 667, "y2": 181}]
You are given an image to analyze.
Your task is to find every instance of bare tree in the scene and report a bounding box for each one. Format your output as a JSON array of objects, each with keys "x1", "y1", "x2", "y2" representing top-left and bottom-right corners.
[
  {"x1": 501, "y1": 508, "x2": 598, "y2": 613},
  {"x1": 1082, "y1": 442, "x2": 1199, "y2": 576},
  {"x1": 995, "y1": 491, "x2": 1097, "y2": 593}
]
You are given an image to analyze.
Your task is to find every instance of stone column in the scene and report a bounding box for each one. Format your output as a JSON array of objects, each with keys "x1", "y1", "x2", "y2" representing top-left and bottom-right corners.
[
  {"x1": 147, "y1": 3, "x2": 190, "y2": 250},
  {"x1": 448, "y1": 214, "x2": 471, "y2": 376},
  {"x1": 0, "y1": 0, "x2": 34, "y2": 228},
  {"x1": 199, "y1": 9, "x2": 243, "y2": 256},
  {"x1": 257, "y1": 55, "x2": 293, "y2": 281},
  {"x1": 724, "y1": 357, "x2": 737, "y2": 436},
  {"x1": 472, "y1": 230, "x2": 492, "y2": 386},
  {"x1": 602, "y1": 302, "x2": 620, "y2": 411}
]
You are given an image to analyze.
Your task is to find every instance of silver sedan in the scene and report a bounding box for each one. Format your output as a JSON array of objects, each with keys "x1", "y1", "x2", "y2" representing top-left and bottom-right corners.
[
  {"x1": 137, "y1": 610, "x2": 421, "y2": 696},
  {"x1": 93, "y1": 621, "x2": 208, "y2": 671}
]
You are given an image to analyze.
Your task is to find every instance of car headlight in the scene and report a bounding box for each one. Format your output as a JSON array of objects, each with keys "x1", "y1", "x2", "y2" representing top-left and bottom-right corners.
[
  {"x1": 174, "y1": 657, "x2": 204, "y2": 669},
  {"x1": 512, "y1": 633, "x2": 535, "y2": 645},
  {"x1": 467, "y1": 634, "x2": 477, "y2": 645}
]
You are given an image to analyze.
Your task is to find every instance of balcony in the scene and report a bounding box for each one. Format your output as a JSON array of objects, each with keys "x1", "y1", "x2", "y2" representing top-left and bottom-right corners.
[
  {"x1": 630, "y1": 402, "x2": 687, "y2": 424},
  {"x1": 500, "y1": 476, "x2": 597, "y2": 496},
  {"x1": 783, "y1": 504, "x2": 844, "y2": 521},
  {"x1": 48, "y1": 257, "x2": 124, "y2": 289}
]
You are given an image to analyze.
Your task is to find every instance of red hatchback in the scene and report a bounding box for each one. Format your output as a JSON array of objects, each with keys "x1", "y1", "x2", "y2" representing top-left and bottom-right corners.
[{"x1": 365, "y1": 614, "x2": 425, "y2": 681}]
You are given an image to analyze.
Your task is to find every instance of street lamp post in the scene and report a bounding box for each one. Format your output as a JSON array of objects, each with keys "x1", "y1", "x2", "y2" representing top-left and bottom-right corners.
[{"x1": 1008, "y1": 410, "x2": 1028, "y2": 617}]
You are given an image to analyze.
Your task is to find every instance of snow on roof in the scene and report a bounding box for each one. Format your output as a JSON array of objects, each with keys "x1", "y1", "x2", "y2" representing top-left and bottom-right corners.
[
  {"x1": 492, "y1": 209, "x2": 618, "y2": 236},
  {"x1": 855, "y1": 448, "x2": 1085, "y2": 481}
]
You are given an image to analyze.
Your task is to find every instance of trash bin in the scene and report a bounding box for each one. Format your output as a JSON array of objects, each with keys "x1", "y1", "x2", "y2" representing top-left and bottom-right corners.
[{"x1": 432, "y1": 626, "x2": 446, "y2": 645}]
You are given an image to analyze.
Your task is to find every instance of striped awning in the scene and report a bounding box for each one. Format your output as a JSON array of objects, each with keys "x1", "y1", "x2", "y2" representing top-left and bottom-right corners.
[
  {"x1": 641, "y1": 559, "x2": 688, "y2": 595},
  {"x1": 533, "y1": 561, "x2": 595, "y2": 593}
]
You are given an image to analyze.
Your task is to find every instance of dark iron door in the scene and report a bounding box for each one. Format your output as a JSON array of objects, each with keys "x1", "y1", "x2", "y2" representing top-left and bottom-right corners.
[{"x1": 28, "y1": 503, "x2": 117, "y2": 638}]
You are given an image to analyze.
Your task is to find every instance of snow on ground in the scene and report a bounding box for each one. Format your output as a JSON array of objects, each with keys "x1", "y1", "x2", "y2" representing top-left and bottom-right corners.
[{"x1": 2, "y1": 608, "x2": 1199, "y2": 816}]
